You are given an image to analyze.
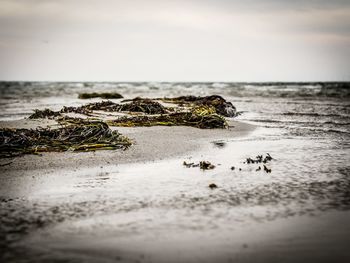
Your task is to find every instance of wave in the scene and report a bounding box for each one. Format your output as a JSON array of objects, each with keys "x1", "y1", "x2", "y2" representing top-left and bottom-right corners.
[
  {"x1": 281, "y1": 112, "x2": 350, "y2": 118},
  {"x1": 224, "y1": 82, "x2": 350, "y2": 99},
  {"x1": 1, "y1": 81, "x2": 349, "y2": 100},
  {"x1": 247, "y1": 119, "x2": 350, "y2": 126}
]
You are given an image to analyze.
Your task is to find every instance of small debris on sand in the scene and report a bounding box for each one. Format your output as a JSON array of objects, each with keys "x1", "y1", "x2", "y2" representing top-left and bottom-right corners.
[
  {"x1": 243, "y1": 153, "x2": 274, "y2": 173},
  {"x1": 263, "y1": 165, "x2": 272, "y2": 173},
  {"x1": 200, "y1": 161, "x2": 216, "y2": 170},
  {"x1": 244, "y1": 153, "x2": 274, "y2": 165},
  {"x1": 209, "y1": 183, "x2": 218, "y2": 189},
  {"x1": 183, "y1": 161, "x2": 215, "y2": 170},
  {"x1": 231, "y1": 166, "x2": 235, "y2": 170}
]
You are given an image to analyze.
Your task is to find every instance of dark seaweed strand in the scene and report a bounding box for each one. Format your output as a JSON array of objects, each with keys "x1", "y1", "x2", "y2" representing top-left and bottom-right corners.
[{"x1": 0, "y1": 121, "x2": 131, "y2": 158}]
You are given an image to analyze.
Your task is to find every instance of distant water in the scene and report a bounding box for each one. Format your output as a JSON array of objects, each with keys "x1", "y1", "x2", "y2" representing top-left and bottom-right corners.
[{"x1": 1, "y1": 82, "x2": 349, "y2": 135}]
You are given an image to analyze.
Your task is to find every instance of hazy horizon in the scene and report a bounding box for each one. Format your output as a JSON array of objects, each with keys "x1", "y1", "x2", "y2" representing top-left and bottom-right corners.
[{"x1": 1, "y1": 0, "x2": 350, "y2": 82}]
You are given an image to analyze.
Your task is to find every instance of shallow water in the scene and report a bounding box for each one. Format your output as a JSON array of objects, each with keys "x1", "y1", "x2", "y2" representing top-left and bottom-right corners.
[{"x1": 1, "y1": 82, "x2": 350, "y2": 262}]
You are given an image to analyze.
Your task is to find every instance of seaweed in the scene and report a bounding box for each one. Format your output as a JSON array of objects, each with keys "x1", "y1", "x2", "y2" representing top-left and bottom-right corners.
[
  {"x1": 0, "y1": 120, "x2": 131, "y2": 158},
  {"x1": 107, "y1": 107, "x2": 227, "y2": 129},
  {"x1": 26, "y1": 95, "x2": 234, "y2": 130},
  {"x1": 29, "y1": 109, "x2": 62, "y2": 119},
  {"x1": 116, "y1": 99, "x2": 166, "y2": 114},
  {"x1": 78, "y1": 92, "x2": 123, "y2": 99},
  {"x1": 60, "y1": 106, "x2": 91, "y2": 116},
  {"x1": 199, "y1": 161, "x2": 215, "y2": 170},
  {"x1": 159, "y1": 95, "x2": 237, "y2": 117},
  {"x1": 61, "y1": 100, "x2": 166, "y2": 115},
  {"x1": 183, "y1": 160, "x2": 216, "y2": 169}
]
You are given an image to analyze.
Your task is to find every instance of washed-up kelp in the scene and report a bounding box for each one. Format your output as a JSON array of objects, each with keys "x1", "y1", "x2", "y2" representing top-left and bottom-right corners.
[
  {"x1": 61, "y1": 101, "x2": 116, "y2": 115},
  {"x1": 116, "y1": 99, "x2": 166, "y2": 114},
  {"x1": 0, "y1": 120, "x2": 131, "y2": 158},
  {"x1": 107, "y1": 107, "x2": 227, "y2": 129},
  {"x1": 78, "y1": 92, "x2": 123, "y2": 99},
  {"x1": 61, "y1": 100, "x2": 166, "y2": 115},
  {"x1": 29, "y1": 109, "x2": 62, "y2": 119},
  {"x1": 159, "y1": 95, "x2": 236, "y2": 117}
]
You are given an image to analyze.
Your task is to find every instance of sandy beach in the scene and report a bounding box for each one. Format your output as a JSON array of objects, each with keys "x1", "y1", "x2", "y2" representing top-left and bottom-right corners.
[
  {"x1": 0, "y1": 119, "x2": 252, "y2": 174},
  {"x1": 1, "y1": 116, "x2": 350, "y2": 263}
]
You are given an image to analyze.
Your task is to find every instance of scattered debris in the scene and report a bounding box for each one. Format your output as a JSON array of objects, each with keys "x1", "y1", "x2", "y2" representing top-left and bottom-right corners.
[
  {"x1": 200, "y1": 161, "x2": 215, "y2": 170},
  {"x1": 29, "y1": 109, "x2": 62, "y2": 119},
  {"x1": 209, "y1": 183, "x2": 218, "y2": 189},
  {"x1": 231, "y1": 166, "x2": 235, "y2": 170},
  {"x1": 244, "y1": 153, "x2": 274, "y2": 173},
  {"x1": 212, "y1": 140, "x2": 226, "y2": 148},
  {"x1": 263, "y1": 165, "x2": 272, "y2": 173},
  {"x1": 183, "y1": 160, "x2": 215, "y2": 169},
  {"x1": 78, "y1": 92, "x2": 123, "y2": 99},
  {"x1": 183, "y1": 161, "x2": 199, "y2": 168},
  {"x1": 244, "y1": 154, "x2": 274, "y2": 165},
  {"x1": 0, "y1": 120, "x2": 131, "y2": 158}
]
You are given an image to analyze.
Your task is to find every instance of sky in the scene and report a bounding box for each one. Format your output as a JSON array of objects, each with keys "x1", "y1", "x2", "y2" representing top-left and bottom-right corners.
[{"x1": 0, "y1": 0, "x2": 349, "y2": 82}]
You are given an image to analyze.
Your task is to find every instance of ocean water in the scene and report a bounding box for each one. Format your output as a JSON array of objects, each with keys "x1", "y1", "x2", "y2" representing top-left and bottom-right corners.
[{"x1": 1, "y1": 82, "x2": 350, "y2": 262}]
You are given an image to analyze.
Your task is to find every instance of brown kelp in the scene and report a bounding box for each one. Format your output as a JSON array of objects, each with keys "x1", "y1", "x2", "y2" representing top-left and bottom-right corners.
[
  {"x1": 160, "y1": 95, "x2": 237, "y2": 117},
  {"x1": 124, "y1": 95, "x2": 236, "y2": 117},
  {"x1": 27, "y1": 95, "x2": 235, "y2": 129},
  {"x1": 78, "y1": 92, "x2": 123, "y2": 99},
  {"x1": 61, "y1": 100, "x2": 166, "y2": 115},
  {"x1": 0, "y1": 120, "x2": 131, "y2": 158},
  {"x1": 116, "y1": 99, "x2": 166, "y2": 114},
  {"x1": 107, "y1": 106, "x2": 227, "y2": 129},
  {"x1": 29, "y1": 109, "x2": 62, "y2": 119}
]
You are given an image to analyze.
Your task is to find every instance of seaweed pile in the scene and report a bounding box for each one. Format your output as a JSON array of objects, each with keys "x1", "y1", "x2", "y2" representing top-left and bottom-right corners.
[
  {"x1": 0, "y1": 120, "x2": 131, "y2": 158},
  {"x1": 28, "y1": 95, "x2": 236, "y2": 129},
  {"x1": 61, "y1": 100, "x2": 166, "y2": 115},
  {"x1": 78, "y1": 92, "x2": 123, "y2": 99},
  {"x1": 107, "y1": 107, "x2": 226, "y2": 129},
  {"x1": 116, "y1": 99, "x2": 166, "y2": 114},
  {"x1": 29, "y1": 109, "x2": 62, "y2": 119},
  {"x1": 159, "y1": 95, "x2": 237, "y2": 117}
]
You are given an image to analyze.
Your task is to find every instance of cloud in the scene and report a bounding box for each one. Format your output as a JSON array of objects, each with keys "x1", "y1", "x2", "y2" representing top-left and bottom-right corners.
[{"x1": 0, "y1": 0, "x2": 349, "y2": 81}]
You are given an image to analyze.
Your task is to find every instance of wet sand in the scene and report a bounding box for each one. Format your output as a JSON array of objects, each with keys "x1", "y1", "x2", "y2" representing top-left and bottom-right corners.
[
  {"x1": 0, "y1": 119, "x2": 252, "y2": 176},
  {"x1": 1, "y1": 119, "x2": 350, "y2": 263}
]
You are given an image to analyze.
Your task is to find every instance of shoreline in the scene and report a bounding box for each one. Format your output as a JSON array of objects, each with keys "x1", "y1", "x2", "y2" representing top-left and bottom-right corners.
[{"x1": 0, "y1": 119, "x2": 255, "y2": 174}]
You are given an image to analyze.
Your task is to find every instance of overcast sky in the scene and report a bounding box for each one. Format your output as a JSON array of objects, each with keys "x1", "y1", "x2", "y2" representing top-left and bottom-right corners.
[{"x1": 0, "y1": 0, "x2": 349, "y2": 82}]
